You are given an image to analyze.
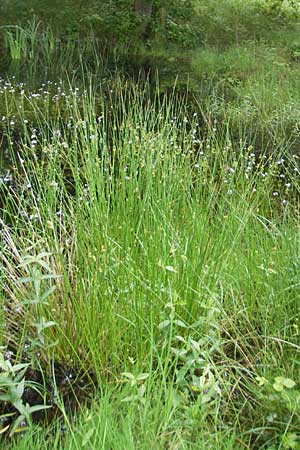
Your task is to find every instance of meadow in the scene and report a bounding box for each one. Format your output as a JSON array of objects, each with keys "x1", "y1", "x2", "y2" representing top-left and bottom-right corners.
[{"x1": 1, "y1": 2, "x2": 300, "y2": 449}]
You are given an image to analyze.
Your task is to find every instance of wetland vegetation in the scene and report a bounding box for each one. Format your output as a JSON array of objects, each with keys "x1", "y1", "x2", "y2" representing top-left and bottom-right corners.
[{"x1": 1, "y1": 1, "x2": 300, "y2": 448}]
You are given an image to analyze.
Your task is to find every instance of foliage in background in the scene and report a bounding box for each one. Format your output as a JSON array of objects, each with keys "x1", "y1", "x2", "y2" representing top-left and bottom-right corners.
[{"x1": 0, "y1": 0, "x2": 299, "y2": 51}]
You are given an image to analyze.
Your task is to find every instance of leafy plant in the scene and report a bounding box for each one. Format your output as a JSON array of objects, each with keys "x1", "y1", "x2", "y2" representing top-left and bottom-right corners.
[
  {"x1": 16, "y1": 253, "x2": 59, "y2": 361},
  {"x1": 256, "y1": 374, "x2": 300, "y2": 446},
  {"x1": 158, "y1": 298, "x2": 224, "y2": 418},
  {"x1": 121, "y1": 372, "x2": 150, "y2": 405},
  {"x1": 2, "y1": 25, "x2": 28, "y2": 59},
  {"x1": 0, "y1": 349, "x2": 50, "y2": 436}
]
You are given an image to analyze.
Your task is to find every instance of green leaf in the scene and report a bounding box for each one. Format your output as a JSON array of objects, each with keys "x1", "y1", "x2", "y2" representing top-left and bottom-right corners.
[
  {"x1": 0, "y1": 372, "x2": 12, "y2": 383},
  {"x1": 0, "y1": 424, "x2": 10, "y2": 434},
  {"x1": 121, "y1": 372, "x2": 135, "y2": 380},
  {"x1": 82, "y1": 427, "x2": 95, "y2": 446},
  {"x1": 13, "y1": 366, "x2": 29, "y2": 382},
  {"x1": 41, "y1": 285, "x2": 56, "y2": 302},
  {"x1": 173, "y1": 320, "x2": 186, "y2": 328},
  {"x1": 273, "y1": 376, "x2": 296, "y2": 391},
  {"x1": 191, "y1": 339, "x2": 201, "y2": 353},
  {"x1": 14, "y1": 401, "x2": 28, "y2": 418},
  {"x1": 136, "y1": 373, "x2": 149, "y2": 381},
  {"x1": 165, "y1": 265, "x2": 178, "y2": 273},
  {"x1": 121, "y1": 395, "x2": 139, "y2": 403},
  {"x1": 36, "y1": 318, "x2": 56, "y2": 334},
  {"x1": 28, "y1": 404, "x2": 51, "y2": 413},
  {"x1": 158, "y1": 320, "x2": 171, "y2": 329},
  {"x1": 273, "y1": 382, "x2": 284, "y2": 392},
  {"x1": 201, "y1": 393, "x2": 213, "y2": 404},
  {"x1": 16, "y1": 276, "x2": 34, "y2": 284},
  {"x1": 256, "y1": 376, "x2": 267, "y2": 386},
  {"x1": 138, "y1": 384, "x2": 146, "y2": 397},
  {"x1": 174, "y1": 335, "x2": 186, "y2": 343},
  {"x1": 16, "y1": 379, "x2": 25, "y2": 399},
  {"x1": 11, "y1": 363, "x2": 30, "y2": 373},
  {"x1": 283, "y1": 378, "x2": 296, "y2": 389},
  {"x1": 9, "y1": 415, "x2": 26, "y2": 437},
  {"x1": 281, "y1": 433, "x2": 299, "y2": 449}
]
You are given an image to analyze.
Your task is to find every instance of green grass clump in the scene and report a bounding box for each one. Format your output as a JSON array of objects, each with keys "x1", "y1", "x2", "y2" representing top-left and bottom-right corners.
[
  {"x1": 0, "y1": 1, "x2": 300, "y2": 447},
  {"x1": 0, "y1": 76, "x2": 300, "y2": 448}
]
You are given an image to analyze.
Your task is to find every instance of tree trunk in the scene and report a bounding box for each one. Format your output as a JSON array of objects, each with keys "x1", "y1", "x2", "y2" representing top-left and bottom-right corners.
[
  {"x1": 134, "y1": 0, "x2": 153, "y2": 18},
  {"x1": 134, "y1": 0, "x2": 153, "y2": 38}
]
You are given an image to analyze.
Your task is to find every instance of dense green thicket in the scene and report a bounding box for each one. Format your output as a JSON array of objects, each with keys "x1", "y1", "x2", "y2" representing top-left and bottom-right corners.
[
  {"x1": 0, "y1": 0, "x2": 200, "y2": 48},
  {"x1": 0, "y1": 0, "x2": 299, "y2": 49}
]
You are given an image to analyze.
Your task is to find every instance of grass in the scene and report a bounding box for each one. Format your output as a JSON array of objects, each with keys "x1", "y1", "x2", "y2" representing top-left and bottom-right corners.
[
  {"x1": 0, "y1": 74, "x2": 300, "y2": 449},
  {"x1": 0, "y1": 3, "x2": 300, "y2": 449},
  {"x1": 191, "y1": 38, "x2": 300, "y2": 146},
  {"x1": 7, "y1": 391, "x2": 246, "y2": 450}
]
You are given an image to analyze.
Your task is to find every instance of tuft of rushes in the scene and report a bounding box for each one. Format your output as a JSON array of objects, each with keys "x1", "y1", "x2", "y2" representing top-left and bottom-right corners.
[{"x1": 1, "y1": 76, "x2": 300, "y2": 449}]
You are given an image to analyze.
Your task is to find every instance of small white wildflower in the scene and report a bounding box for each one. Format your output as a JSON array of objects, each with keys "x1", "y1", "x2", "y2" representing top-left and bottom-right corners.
[{"x1": 29, "y1": 214, "x2": 39, "y2": 220}]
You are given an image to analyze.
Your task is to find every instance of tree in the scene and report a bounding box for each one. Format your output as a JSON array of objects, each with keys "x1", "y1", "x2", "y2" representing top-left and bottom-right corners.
[{"x1": 134, "y1": 0, "x2": 154, "y2": 38}]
